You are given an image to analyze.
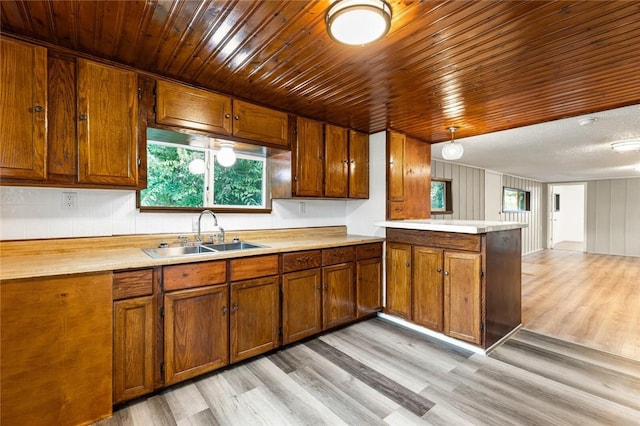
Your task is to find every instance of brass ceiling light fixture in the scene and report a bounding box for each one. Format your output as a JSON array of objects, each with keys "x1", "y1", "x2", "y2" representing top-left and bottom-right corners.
[
  {"x1": 441, "y1": 126, "x2": 464, "y2": 160},
  {"x1": 325, "y1": 0, "x2": 392, "y2": 46}
]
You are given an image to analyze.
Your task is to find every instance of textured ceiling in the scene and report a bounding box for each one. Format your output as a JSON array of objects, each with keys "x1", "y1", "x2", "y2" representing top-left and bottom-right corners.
[{"x1": 2, "y1": 0, "x2": 640, "y2": 145}]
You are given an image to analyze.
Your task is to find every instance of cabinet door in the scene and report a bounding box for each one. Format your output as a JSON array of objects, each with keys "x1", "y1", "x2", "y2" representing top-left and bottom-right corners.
[
  {"x1": 387, "y1": 131, "x2": 405, "y2": 202},
  {"x1": 282, "y1": 269, "x2": 322, "y2": 344},
  {"x1": 324, "y1": 124, "x2": 348, "y2": 198},
  {"x1": 164, "y1": 285, "x2": 229, "y2": 385},
  {"x1": 230, "y1": 276, "x2": 280, "y2": 363},
  {"x1": 156, "y1": 80, "x2": 232, "y2": 135},
  {"x1": 385, "y1": 242, "x2": 412, "y2": 319},
  {"x1": 444, "y1": 251, "x2": 482, "y2": 344},
  {"x1": 0, "y1": 38, "x2": 47, "y2": 180},
  {"x1": 349, "y1": 130, "x2": 369, "y2": 199},
  {"x1": 412, "y1": 247, "x2": 444, "y2": 331},
  {"x1": 356, "y1": 257, "x2": 382, "y2": 317},
  {"x1": 77, "y1": 59, "x2": 138, "y2": 186},
  {"x1": 232, "y1": 99, "x2": 289, "y2": 147},
  {"x1": 294, "y1": 116, "x2": 324, "y2": 197},
  {"x1": 323, "y1": 262, "x2": 355, "y2": 329},
  {"x1": 113, "y1": 295, "x2": 155, "y2": 404},
  {"x1": 404, "y1": 136, "x2": 431, "y2": 219}
]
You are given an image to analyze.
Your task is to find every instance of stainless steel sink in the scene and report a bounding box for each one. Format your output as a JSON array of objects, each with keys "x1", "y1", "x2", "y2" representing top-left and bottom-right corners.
[
  {"x1": 202, "y1": 241, "x2": 265, "y2": 251},
  {"x1": 142, "y1": 241, "x2": 266, "y2": 258},
  {"x1": 142, "y1": 245, "x2": 216, "y2": 258}
]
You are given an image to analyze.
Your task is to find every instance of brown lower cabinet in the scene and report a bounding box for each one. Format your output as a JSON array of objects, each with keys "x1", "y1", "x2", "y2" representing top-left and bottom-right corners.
[
  {"x1": 385, "y1": 228, "x2": 521, "y2": 348},
  {"x1": 162, "y1": 260, "x2": 229, "y2": 386},
  {"x1": 322, "y1": 262, "x2": 356, "y2": 329}
]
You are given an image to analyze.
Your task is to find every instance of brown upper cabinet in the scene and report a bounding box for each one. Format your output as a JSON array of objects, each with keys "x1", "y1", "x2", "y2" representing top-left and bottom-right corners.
[
  {"x1": 77, "y1": 59, "x2": 139, "y2": 186},
  {"x1": 0, "y1": 38, "x2": 47, "y2": 180},
  {"x1": 0, "y1": 38, "x2": 142, "y2": 189},
  {"x1": 153, "y1": 80, "x2": 289, "y2": 148},
  {"x1": 292, "y1": 118, "x2": 369, "y2": 199},
  {"x1": 155, "y1": 80, "x2": 232, "y2": 135},
  {"x1": 386, "y1": 130, "x2": 431, "y2": 219}
]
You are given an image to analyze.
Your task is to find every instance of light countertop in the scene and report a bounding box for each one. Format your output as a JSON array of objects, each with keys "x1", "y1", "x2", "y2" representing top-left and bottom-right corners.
[
  {"x1": 0, "y1": 234, "x2": 384, "y2": 281},
  {"x1": 374, "y1": 219, "x2": 528, "y2": 234}
]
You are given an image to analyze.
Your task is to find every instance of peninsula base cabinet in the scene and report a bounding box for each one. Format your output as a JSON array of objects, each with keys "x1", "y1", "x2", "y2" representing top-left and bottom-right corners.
[{"x1": 385, "y1": 228, "x2": 521, "y2": 349}]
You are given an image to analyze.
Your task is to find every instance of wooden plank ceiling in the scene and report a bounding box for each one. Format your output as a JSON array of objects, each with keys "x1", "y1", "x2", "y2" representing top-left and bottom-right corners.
[{"x1": 2, "y1": 0, "x2": 639, "y2": 143}]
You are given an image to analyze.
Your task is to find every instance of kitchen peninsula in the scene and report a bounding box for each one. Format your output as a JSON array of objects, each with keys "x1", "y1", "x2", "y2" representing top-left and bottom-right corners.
[{"x1": 375, "y1": 219, "x2": 527, "y2": 353}]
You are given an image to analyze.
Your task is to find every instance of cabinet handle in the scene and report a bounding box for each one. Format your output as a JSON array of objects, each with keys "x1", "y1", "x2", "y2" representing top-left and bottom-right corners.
[
  {"x1": 79, "y1": 114, "x2": 87, "y2": 121},
  {"x1": 316, "y1": 285, "x2": 322, "y2": 290},
  {"x1": 350, "y1": 160, "x2": 355, "y2": 164},
  {"x1": 444, "y1": 271, "x2": 449, "y2": 276},
  {"x1": 222, "y1": 306, "x2": 227, "y2": 314},
  {"x1": 437, "y1": 268, "x2": 442, "y2": 273},
  {"x1": 33, "y1": 105, "x2": 44, "y2": 112},
  {"x1": 224, "y1": 113, "x2": 230, "y2": 119},
  {"x1": 234, "y1": 115, "x2": 240, "y2": 120},
  {"x1": 231, "y1": 304, "x2": 238, "y2": 313}
]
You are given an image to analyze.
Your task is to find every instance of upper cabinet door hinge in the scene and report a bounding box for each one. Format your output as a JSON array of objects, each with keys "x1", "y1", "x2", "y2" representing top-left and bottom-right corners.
[
  {"x1": 480, "y1": 270, "x2": 485, "y2": 278},
  {"x1": 160, "y1": 306, "x2": 165, "y2": 318},
  {"x1": 137, "y1": 87, "x2": 142, "y2": 100}
]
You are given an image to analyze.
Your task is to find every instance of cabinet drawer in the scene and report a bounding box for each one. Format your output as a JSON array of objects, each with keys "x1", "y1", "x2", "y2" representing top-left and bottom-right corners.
[
  {"x1": 230, "y1": 254, "x2": 279, "y2": 281},
  {"x1": 387, "y1": 228, "x2": 481, "y2": 252},
  {"x1": 282, "y1": 250, "x2": 322, "y2": 272},
  {"x1": 323, "y1": 246, "x2": 355, "y2": 266},
  {"x1": 356, "y1": 243, "x2": 382, "y2": 260},
  {"x1": 163, "y1": 261, "x2": 227, "y2": 291},
  {"x1": 113, "y1": 269, "x2": 153, "y2": 300}
]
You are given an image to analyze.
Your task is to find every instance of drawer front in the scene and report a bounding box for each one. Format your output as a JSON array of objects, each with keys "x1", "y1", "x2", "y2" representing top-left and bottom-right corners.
[
  {"x1": 282, "y1": 250, "x2": 322, "y2": 273},
  {"x1": 322, "y1": 246, "x2": 356, "y2": 266},
  {"x1": 163, "y1": 260, "x2": 227, "y2": 291},
  {"x1": 113, "y1": 269, "x2": 153, "y2": 300},
  {"x1": 230, "y1": 254, "x2": 279, "y2": 281},
  {"x1": 356, "y1": 243, "x2": 383, "y2": 260},
  {"x1": 386, "y1": 228, "x2": 481, "y2": 252}
]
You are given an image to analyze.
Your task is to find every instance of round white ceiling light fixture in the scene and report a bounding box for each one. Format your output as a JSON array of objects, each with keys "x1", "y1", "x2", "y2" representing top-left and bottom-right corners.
[
  {"x1": 326, "y1": 0, "x2": 392, "y2": 46},
  {"x1": 441, "y1": 126, "x2": 464, "y2": 160},
  {"x1": 610, "y1": 140, "x2": 640, "y2": 152},
  {"x1": 188, "y1": 158, "x2": 206, "y2": 174},
  {"x1": 217, "y1": 142, "x2": 236, "y2": 167}
]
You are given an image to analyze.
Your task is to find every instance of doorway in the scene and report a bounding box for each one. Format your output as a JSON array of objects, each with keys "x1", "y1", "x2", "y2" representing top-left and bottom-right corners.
[{"x1": 548, "y1": 183, "x2": 586, "y2": 251}]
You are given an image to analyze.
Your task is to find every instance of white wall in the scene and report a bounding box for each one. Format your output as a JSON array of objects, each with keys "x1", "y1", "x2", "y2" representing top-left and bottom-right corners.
[
  {"x1": 551, "y1": 184, "x2": 585, "y2": 244},
  {"x1": 346, "y1": 131, "x2": 387, "y2": 237}
]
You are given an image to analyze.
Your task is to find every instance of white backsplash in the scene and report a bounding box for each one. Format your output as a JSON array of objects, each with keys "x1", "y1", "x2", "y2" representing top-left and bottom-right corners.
[{"x1": 0, "y1": 186, "x2": 351, "y2": 240}]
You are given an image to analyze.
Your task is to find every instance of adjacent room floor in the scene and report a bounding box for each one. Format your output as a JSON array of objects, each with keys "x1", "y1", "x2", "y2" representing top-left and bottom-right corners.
[{"x1": 522, "y1": 249, "x2": 640, "y2": 360}]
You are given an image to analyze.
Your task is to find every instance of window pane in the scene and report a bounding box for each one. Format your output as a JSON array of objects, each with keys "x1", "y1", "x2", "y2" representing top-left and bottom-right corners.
[
  {"x1": 431, "y1": 181, "x2": 445, "y2": 210},
  {"x1": 213, "y1": 157, "x2": 264, "y2": 207},
  {"x1": 503, "y1": 188, "x2": 519, "y2": 211},
  {"x1": 140, "y1": 144, "x2": 205, "y2": 207}
]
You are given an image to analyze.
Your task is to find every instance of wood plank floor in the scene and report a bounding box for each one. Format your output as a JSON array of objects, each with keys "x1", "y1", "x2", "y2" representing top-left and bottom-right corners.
[
  {"x1": 96, "y1": 318, "x2": 640, "y2": 426},
  {"x1": 522, "y1": 249, "x2": 640, "y2": 360}
]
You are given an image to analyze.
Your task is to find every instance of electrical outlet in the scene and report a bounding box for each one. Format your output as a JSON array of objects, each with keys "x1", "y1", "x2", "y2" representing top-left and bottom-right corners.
[
  {"x1": 299, "y1": 201, "x2": 306, "y2": 215},
  {"x1": 62, "y1": 192, "x2": 77, "y2": 210}
]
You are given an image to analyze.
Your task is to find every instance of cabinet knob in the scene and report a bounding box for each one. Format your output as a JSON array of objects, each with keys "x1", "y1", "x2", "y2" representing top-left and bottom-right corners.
[
  {"x1": 437, "y1": 268, "x2": 442, "y2": 273},
  {"x1": 316, "y1": 285, "x2": 322, "y2": 290},
  {"x1": 444, "y1": 271, "x2": 449, "y2": 276},
  {"x1": 234, "y1": 115, "x2": 240, "y2": 120},
  {"x1": 224, "y1": 113, "x2": 230, "y2": 119},
  {"x1": 406, "y1": 262, "x2": 410, "y2": 267},
  {"x1": 323, "y1": 284, "x2": 328, "y2": 290},
  {"x1": 79, "y1": 114, "x2": 87, "y2": 121},
  {"x1": 222, "y1": 306, "x2": 227, "y2": 314},
  {"x1": 231, "y1": 304, "x2": 238, "y2": 313},
  {"x1": 33, "y1": 105, "x2": 44, "y2": 112}
]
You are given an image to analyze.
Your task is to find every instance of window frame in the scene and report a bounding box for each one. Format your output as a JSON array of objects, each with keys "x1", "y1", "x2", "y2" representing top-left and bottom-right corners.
[
  {"x1": 137, "y1": 140, "x2": 272, "y2": 213},
  {"x1": 502, "y1": 186, "x2": 531, "y2": 213},
  {"x1": 430, "y1": 178, "x2": 453, "y2": 214}
]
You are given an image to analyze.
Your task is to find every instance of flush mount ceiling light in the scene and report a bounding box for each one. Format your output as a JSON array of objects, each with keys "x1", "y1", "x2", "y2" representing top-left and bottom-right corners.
[
  {"x1": 441, "y1": 126, "x2": 464, "y2": 160},
  {"x1": 216, "y1": 142, "x2": 236, "y2": 167},
  {"x1": 325, "y1": 0, "x2": 392, "y2": 46},
  {"x1": 610, "y1": 140, "x2": 640, "y2": 152}
]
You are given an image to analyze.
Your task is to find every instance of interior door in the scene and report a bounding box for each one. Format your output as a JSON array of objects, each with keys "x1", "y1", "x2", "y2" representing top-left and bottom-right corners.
[{"x1": 485, "y1": 170, "x2": 503, "y2": 221}]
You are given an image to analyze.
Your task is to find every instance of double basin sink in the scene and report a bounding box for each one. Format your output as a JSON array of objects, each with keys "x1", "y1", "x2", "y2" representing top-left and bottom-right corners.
[{"x1": 143, "y1": 241, "x2": 265, "y2": 259}]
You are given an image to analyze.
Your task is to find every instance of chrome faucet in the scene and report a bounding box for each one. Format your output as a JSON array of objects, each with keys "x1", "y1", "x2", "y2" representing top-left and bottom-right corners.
[{"x1": 197, "y1": 210, "x2": 225, "y2": 243}]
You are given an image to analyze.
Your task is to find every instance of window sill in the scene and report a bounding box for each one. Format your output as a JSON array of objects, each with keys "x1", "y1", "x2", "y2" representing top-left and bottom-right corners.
[{"x1": 139, "y1": 206, "x2": 272, "y2": 214}]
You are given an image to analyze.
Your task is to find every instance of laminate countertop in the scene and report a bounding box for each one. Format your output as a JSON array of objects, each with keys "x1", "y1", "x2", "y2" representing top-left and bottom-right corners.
[
  {"x1": 374, "y1": 219, "x2": 528, "y2": 234},
  {"x1": 0, "y1": 233, "x2": 384, "y2": 281}
]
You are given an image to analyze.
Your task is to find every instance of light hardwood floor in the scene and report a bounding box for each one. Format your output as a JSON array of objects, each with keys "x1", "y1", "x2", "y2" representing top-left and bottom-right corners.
[
  {"x1": 97, "y1": 319, "x2": 640, "y2": 426},
  {"x1": 522, "y1": 249, "x2": 640, "y2": 360}
]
